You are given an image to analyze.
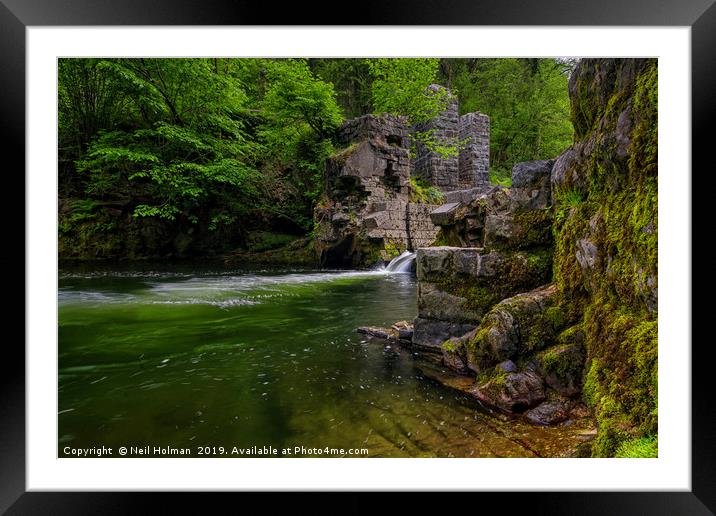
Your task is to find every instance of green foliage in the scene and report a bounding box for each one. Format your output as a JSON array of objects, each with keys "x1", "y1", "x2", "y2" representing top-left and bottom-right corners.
[
  {"x1": 261, "y1": 59, "x2": 343, "y2": 140},
  {"x1": 409, "y1": 176, "x2": 445, "y2": 204},
  {"x1": 368, "y1": 59, "x2": 464, "y2": 157},
  {"x1": 68, "y1": 199, "x2": 99, "y2": 222},
  {"x1": 489, "y1": 167, "x2": 512, "y2": 187},
  {"x1": 59, "y1": 57, "x2": 579, "y2": 260},
  {"x1": 309, "y1": 59, "x2": 373, "y2": 119},
  {"x1": 383, "y1": 240, "x2": 402, "y2": 259},
  {"x1": 73, "y1": 58, "x2": 261, "y2": 228},
  {"x1": 615, "y1": 435, "x2": 657, "y2": 458},
  {"x1": 367, "y1": 58, "x2": 446, "y2": 124},
  {"x1": 258, "y1": 59, "x2": 343, "y2": 225},
  {"x1": 558, "y1": 189, "x2": 584, "y2": 207},
  {"x1": 439, "y1": 58, "x2": 573, "y2": 174}
]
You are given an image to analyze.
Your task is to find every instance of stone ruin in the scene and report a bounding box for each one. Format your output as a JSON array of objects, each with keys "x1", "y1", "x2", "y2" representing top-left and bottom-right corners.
[
  {"x1": 316, "y1": 85, "x2": 491, "y2": 266},
  {"x1": 414, "y1": 85, "x2": 490, "y2": 191}
]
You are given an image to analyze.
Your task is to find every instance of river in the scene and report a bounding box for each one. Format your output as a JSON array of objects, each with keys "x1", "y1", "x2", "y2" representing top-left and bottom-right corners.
[{"x1": 58, "y1": 264, "x2": 589, "y2": 457}]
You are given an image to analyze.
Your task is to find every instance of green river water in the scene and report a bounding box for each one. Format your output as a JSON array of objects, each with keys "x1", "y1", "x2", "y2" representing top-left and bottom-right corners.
[{"x1": 58, "y1": 265, "x2": 588, "y2": 458}]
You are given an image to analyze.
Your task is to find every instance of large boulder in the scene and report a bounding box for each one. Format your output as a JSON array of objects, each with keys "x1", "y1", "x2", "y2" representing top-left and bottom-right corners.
[
  {"x1": 463, "y1": 284, "x2": 564, "y2": 372},
  {"x1": 510, "y1": 159, "x2": 554, "y2": 210},
  {"x1": 524, "y1": 398, "x2": 571, "y2": 425},
  {"x1": 533, "y1": 324, "x2": 586, "y2": 398},
  {"x1": 471, "y1": 370, "x2": 546, "y2": 413}
]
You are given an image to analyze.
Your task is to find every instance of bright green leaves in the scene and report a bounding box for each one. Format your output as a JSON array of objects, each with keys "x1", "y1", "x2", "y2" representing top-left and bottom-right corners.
[
  {"x1": 444, "y1": 58, "x2": 574, "y2": 175},
  {"x1": 261, "y1": 59, "x2": 343, "y2": 140},
  {"x1": 367, "y1": 58, "x2": 445, "y2": 124},
  {"x1": 69, "y1": 58, "x2": 260, "y2": 225}
]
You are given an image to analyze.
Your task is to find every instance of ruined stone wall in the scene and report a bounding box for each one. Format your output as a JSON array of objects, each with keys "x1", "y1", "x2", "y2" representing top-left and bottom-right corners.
[
  {"x1": 338, "y1": 114, "x2": 411, "y2": 148},
  {"x1": 413, "y1": 161, "x2": 555, "y2": 351},
  {"x1": 318, "y1": 114, "x2": 440, "y2": 265},
  {"x1": 413, "y1": 85, "x2": 490, "y2": 193},
  {"x1": 413, "y1": 85, "x2": 460, "y2": 191},
  {"x1": 317, "y1": 86, "x2": 493, "y2": 266},
  {"x1": 458, "y1": 112, "x2": 490, "y2": 189}
]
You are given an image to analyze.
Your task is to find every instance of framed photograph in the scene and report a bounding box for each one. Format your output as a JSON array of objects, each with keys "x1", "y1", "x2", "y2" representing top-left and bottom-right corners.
[{"x1": 6, "y1": 0, "x2": 713, "y2": 512}]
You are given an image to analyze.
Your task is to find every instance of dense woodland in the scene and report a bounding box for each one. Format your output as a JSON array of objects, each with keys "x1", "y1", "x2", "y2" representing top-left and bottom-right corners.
[{"x1": 58, "y1": 58, "x2": 575, "y2": 260}]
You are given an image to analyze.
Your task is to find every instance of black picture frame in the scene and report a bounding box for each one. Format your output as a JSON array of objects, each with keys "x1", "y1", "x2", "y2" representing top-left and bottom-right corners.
[{"x1": 4, "y1": 1, "x2": 714, "y2": 513}]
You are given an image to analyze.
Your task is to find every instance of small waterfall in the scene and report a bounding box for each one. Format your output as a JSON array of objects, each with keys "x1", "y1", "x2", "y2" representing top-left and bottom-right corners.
[{"x1": 384, "y1": 251, "x2": 416, "y2": 273}]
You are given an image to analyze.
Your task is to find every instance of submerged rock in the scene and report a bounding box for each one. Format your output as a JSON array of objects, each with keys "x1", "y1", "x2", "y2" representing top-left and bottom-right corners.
[{"x1": 525, "y1": 399, "x2": 571, "y2": 425}]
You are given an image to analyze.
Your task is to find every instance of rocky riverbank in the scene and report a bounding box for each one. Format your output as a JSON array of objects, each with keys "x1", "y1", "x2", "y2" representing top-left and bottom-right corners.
[{"x1": 355, "y1": 58, "x2": 658, "y2": 458}]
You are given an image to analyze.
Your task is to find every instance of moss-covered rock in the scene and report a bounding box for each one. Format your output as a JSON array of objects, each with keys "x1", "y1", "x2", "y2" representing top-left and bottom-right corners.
[
  {"x1": 535, "y1": 331, "x2": 586, "y2": 398},
  {"x1": 553, "y1": 58, "x2": 658, "y2": 456},
  {"x1": 471, "y1": 368, "x2": 546, "y2": 413},
  {"x1": 462, "y1": 284, "x2": 564, "y2": 370}
]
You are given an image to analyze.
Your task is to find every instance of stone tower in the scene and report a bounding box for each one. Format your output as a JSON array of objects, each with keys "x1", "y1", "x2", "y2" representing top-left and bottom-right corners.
[
  {"x1": 413, "y1": 84, "x2": 490, "y2": 192},
  {"x1": 458, "y1": 112, "x2": 490, "y2": 189}
]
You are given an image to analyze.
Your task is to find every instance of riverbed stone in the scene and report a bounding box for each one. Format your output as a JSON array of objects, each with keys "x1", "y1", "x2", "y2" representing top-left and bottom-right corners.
[
  {"x1": 525, "y1": 398, "x2": 571, "y2": 425},
  {"x1": 471, "y1": 370, "x2": 546, "y2": 413},
  {"x1": 391, "y1": 320, "x2": 414, "y2": 340}
]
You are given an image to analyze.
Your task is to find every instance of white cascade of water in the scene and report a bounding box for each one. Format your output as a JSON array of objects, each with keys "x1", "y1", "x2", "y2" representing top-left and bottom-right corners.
[{"x1": 383, "y1": 250, "x2": 416, "y2": 273}]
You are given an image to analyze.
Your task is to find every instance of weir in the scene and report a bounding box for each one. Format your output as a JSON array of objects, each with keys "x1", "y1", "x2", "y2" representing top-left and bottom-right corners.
[{"x1": 383, "y1": 251, "x2": 416, "y2": 273}]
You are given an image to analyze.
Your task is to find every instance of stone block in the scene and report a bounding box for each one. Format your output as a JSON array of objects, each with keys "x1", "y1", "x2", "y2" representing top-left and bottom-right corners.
[{"x1": 430, "y1": 202, "x2": 461, "y2": 225}]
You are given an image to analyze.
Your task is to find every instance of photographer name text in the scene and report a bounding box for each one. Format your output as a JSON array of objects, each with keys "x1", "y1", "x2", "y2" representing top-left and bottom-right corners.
[{"x1": 61, "y1": 445, "x2": 369, "y2": 457}]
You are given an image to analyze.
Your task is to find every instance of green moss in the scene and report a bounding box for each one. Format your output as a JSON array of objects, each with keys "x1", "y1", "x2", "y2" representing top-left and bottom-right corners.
[
  {"x1": 512, "y1": 208, "x2": 554, "y2": 248},
  {"x1": 489, "y1": 167, "x2": 512, "y2": 187},
  {"x1": 433, "y1": 249, "x2": 553, "y2": 321},
  {"x1": 551, "y1": 59, "x2": 659, "y2": 456},
  {"x1": 474, "y1": 363, "x2": 510, "y2": 390},
  {"x1": 329, "y1": 143, "x2": 359, "y2": 164},
  {"x1": 540, "y1": 342, "x2": 579, "y2": 378},
  {"x1": 582, "y1": 359, "x2": 600, "y2": 408},
  {"x1": 383, "y1": 239, "x2": 402, "y2": 259},
  {"x1": 544, "y1": 306, "x2": 566, "y2": 329},
  {"x1": 432, "y1": 228, "x2": 461, "y2": 247},
  {"x1": 238, "y1": 236, "x2": 318, "y2": 266},
  {"x1": 410, "y1": 176, "x2": 445, "y2": 204},
  {"x1": 442, "y1": 340, "x2": 458, "y2": 353},
  {"x1": 462, "y1": 321, "x2": 495, "y2": 370},
  {"x1": 246, "y1": 231, "x2": 299, "y2": 252},
  {"x1": 628, "y1": 62, "x2": 658, "y2": 181},
  {"x1": 615, "y1": 435, "x2": 657, "y2": 458}
]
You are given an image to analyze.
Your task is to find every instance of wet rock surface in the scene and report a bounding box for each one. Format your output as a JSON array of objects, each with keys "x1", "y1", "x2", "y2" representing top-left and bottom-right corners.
[{"x1": 471, "y1": 370, "x2": 546, "y2": 413}]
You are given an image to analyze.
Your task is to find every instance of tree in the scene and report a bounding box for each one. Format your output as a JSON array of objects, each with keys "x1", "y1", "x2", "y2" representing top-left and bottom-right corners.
[
  {"x1": 73, "y1": 58, "x2": 261, "y2": 230},
  {"x1": 441, "y1": 58, "x2": 573, "y2": 182},
  {"x1": 366, "y1": 58, "x2": 447, "y2": 124},
  {"x1": 309, "y1": 58, "x2": 373, "y2": 119},
  {"x1": 257, "y1": 59, "x2": 344, "y2": 228}
]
